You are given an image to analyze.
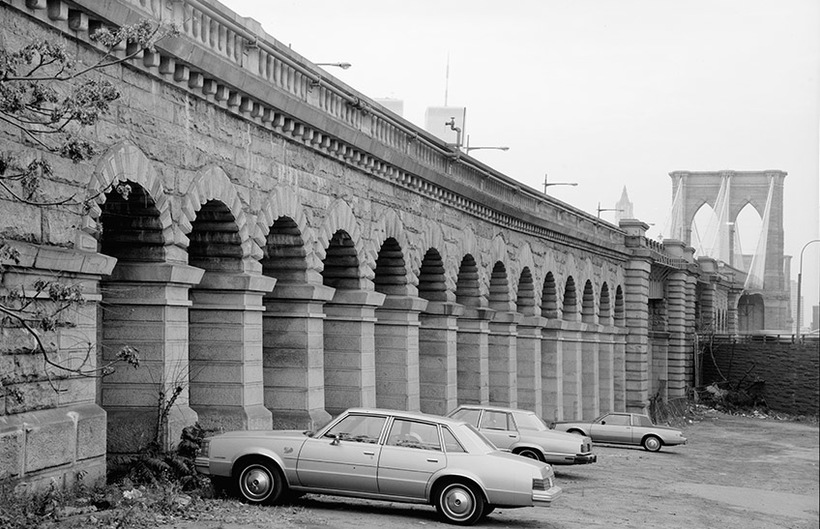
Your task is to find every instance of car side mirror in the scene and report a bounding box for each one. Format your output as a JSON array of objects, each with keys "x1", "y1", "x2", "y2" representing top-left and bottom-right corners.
[
  {"x1": 326, "y1": 433, "x2": 341, "y2": 445},
  {"x1": 601, "y1": 421, "x2": 606, "y2": 425}
]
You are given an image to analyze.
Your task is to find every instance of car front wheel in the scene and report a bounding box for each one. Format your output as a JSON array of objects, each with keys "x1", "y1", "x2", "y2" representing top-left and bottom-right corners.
[
  {"x1": 642, "y1": 435, "x2": 662, "y2": 452},
  {"x1": 236, "y1": 459, "x2": 285, "y2": 504},
  {"x1": 435, "y1": 481, "x2": 485, "y2": 525}
]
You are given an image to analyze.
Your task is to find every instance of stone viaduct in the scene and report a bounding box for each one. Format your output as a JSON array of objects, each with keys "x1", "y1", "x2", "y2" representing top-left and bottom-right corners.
[{"x1": 0, "y1": 0, "x2": 737, "y2": 488}]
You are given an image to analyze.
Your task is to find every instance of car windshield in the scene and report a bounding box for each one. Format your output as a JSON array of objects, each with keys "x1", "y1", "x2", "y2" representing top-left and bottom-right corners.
[{"x1": 512, "y1": 411, "x2": 548, "y2": 431}]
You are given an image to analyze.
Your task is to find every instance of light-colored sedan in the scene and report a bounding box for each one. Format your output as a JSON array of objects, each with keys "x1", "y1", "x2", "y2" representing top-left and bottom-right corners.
[
  {"x1": 195, "y1": 408, "x2": 561, "y2": 525},
  {"x1": 552, "y1": 412, "x2": 687, "y2": 452},
  {"x1": 447, "y1": 405, "x2": 597, "y2": 465}
]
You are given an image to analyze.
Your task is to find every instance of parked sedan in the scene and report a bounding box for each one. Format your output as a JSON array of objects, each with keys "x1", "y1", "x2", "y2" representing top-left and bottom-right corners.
[
  {"x1": 195, "y1": 408, "x2": 561, "y2": 525},
  {"x1": 447, "y1": 405, "x2": 597, "y2": 465},
  {"x1": 552, "y1": 412, "x2": 687, "y2": 452}
]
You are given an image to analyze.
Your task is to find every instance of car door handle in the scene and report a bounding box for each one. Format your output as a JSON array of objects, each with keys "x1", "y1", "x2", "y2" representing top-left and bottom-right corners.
[
  {"x1": 427, "y1": 458, "x2": 439, "y2": 463},
  {"x1": 363, "y1": 451, "x2": 375, "y2": 456},
  {"x1": 508, "y1": 434, "x2": 517, "y2": 438}
]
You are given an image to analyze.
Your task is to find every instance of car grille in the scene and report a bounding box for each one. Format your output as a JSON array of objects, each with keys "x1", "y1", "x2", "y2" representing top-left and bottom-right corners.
[{"x1": 532, "y1": 477, "x2": 554, "y2": 491}]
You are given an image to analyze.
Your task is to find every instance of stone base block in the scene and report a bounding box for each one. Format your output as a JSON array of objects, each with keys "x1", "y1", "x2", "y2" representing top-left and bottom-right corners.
[
  {"x1": 193, "y1": 404, "x2": 272, "y2": 433},
  {"x1": 106, "y1": 404, "x2": 198, "y2": 453}
]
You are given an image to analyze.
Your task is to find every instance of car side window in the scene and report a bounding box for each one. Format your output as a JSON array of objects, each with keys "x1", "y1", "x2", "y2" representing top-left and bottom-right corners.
[
  {"x1": 636, "y1": 415, "x2": 654, "y2": 427},
  {"x1": 386, "y1": 419, "x2": 442, "y2": 451},
  {"x1": 325, "y1": 415, "x2": 386, "y2": 444},
  {"x1": 480, "y1": 410, "x2": 509, "y2": 431},
  {"x1": 450, "y1": 408, "x2": 481, "y2": 427},
  {"x1": 442, "y1": 427, "x2": 466, "y2": 453},
  {"x1": 601, "y1": 414, "x2": 630, "y2": 426}
]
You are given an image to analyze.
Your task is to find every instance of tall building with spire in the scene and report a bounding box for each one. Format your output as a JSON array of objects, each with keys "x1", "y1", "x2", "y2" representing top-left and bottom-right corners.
[{"x1": 615, "y1": 186, "x2": 634, "y2": 223}]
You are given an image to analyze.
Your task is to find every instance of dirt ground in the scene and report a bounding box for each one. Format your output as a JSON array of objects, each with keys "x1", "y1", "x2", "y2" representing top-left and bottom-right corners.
[{"x1": 92, "y1": 409, "x2": 820, "y2": 529}]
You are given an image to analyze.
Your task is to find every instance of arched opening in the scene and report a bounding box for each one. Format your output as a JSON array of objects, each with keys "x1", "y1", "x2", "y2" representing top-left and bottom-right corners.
[
  {"x1": 732, "y1": 202, "x2": 763, "y2": 272},
  {"x1": 262, "y1": 216, "x2": 309, "y2": 284},
  {"x1": 418, "y1": 248, "x2": 447, "y2": 301},
  {"x1": 582, "y1": 280, "x2": 596, "y2": 323},
  {"x1": 456, "y1": 254, "x2": 482, "y2": 307},
  {"x1": 374, "y1": 237, "x2": 408, "y2": 296},
  {"x1": 599, "y1": 282, "x2": 612, "y2": 325},
  {"x1": 489, "y1": 261, "x2": 511, "y2": 311},
  {"x1": 323, "y1": 230, "x2": 359, "y2": 290},
  {"x1": 541, "y1": 272, "x2": 558, "y2": 319},
  {"x1": 614, "y1": 285, "x2": 625, "y2": 326},
  {"x1": 562, "y1": 276, "x2": 577, "y2": 321},
  {"x1": 516, "y1": 267, "x2": 535, "y2": 316},
  {"x1": 738, "y1": 293, "x2": 765, "y2": 333},
  {"x1": 691, "y1": 202, "x2": 715, "y2": 258},
  {"x1": 98, "y1": 181, "x2": 176, "y2": 453}
]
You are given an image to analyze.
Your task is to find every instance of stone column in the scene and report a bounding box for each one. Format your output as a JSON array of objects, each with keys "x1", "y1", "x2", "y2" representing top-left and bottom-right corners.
[
  {"x1": 620, "y1": 220, "x2": 652, "y2": 414},
  {"x1": 727, "y1": 287, "x2": 741, "y2": 335},
  {"x1": 262, "y1": 282, "x2": 334, "y2": 430},
  {"x1": 375, "y1": 295, "x2": 427, "y2": 411},
  {"x1": 419, "y1": 301, "x2": 463, "y2": 415},
  {"x1": 188, "y1": 272, "x2": 276, "y2": 432},
  {"x1": 456, "y1": 307, "x2": 494, "y2": 405},
  {"x1": 541, "y1": 320, "x2": 564, "y2": 422},
  {"x1": 323, "y1": 290, "x2": 385, "y2": 416},
  {"x1": 561, "y1": 322, "x2": 583, "y2": 419},
  {"x1": 580, "y1": 324, "x2": 601, "y2": 419},
  {"x1": 517, "y1": 316, "x2": 546, "y2": 415},
  {"x1": 101, "y1": 262, "x2": 203, "y2": 453},
  {"x1": 666, "y1": 268, "x2": 689, "y2": 399},
  {"x1": 684, "y1": 271, "x2": 698, "y2": 389},
  {"x1": 613, "y1": 328, "x2": 627, "y2": 411},
  {"x1": 598, "y1": 324, "x2": 615, "y2": 413},
  {"x1": 488, "y1": 311, "x2": 521, "y2": 407}
]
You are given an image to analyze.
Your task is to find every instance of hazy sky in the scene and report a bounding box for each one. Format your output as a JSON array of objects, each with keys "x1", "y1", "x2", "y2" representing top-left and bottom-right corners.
[{"x1": 220, "y1": 0, "x2": 820, "y2": 322}]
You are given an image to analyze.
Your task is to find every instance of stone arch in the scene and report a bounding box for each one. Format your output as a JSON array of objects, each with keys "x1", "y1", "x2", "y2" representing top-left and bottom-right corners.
[
  {"x1": 614, "y1": 285, "x2": 625, "y2": 326},
  {"x1": 372, "y1": 208, "x2": 415, "y2": 292},
  {"x1": 254, "y1": 186, "x2": 321, "y2": 284},
  {"x1": 489, "y1": 261, "x2": 513, "y2": 311},
  {"x1": 375, "y1": 237, "x2": 413, "y2": 296},
  {"x1": 582, "y1": 279, "x2": 596, "y2": 323},
  {"x1": 456, "y1": 254, "x2": 484, "y2": 308},
  {"x1": 418, "y1": 248, "x2": 450, "y2": 302},
  {"x1": 563, "y1": 276, "x2": 578, "y2": 321},
  {"x1": 181, "y1": 165, "x2": 260, "y2": 271},
  {"x1": 317, "y1": 199, "x2": 373, "y2": 284},
  {"x1": 516, "y1": 267, "x2": 536, "y2": 316},
  {"x1": 80, "y1": 141, "x2": 174, "y2": 256},
  {"x1": 541, "y1": 271, "x2": 559, "y2": 319},
  {"x1": 600, "y1": 282, "x2": 612, "y2": 325}
]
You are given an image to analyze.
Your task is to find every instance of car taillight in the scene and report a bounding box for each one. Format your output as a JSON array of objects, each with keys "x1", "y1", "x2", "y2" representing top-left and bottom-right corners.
[
  {"x1": 199, "y1": 439, "x2": 210, "y2": 458},
  {"x1": 532, "y1": 478, "x2": 548, "y2": 491}
]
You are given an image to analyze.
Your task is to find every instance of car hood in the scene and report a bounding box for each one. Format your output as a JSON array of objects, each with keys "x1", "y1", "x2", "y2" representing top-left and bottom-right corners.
[{"x1": 209, "y1": 429, "x2": 309, "y2": 441}]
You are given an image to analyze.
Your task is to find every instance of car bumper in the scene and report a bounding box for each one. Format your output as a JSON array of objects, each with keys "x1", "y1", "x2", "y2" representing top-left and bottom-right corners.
[
  {"x1": 532, "y1": 485, "x2": 562, "y2": 506},
  {"x1": 574, "y1": 453, "x2": 598, "y2": 464}
]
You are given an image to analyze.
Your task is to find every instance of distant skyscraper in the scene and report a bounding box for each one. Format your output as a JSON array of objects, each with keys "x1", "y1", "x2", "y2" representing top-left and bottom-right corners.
[
  {"x1": 615, "y1": 186, "x2": 634, "y2": 223},
  {"x1": 375, "y1": 98, "x2": 404, "y2": 117},
  {"x1": 424, "y1": 106, "x2": 466, "y2": 147}
]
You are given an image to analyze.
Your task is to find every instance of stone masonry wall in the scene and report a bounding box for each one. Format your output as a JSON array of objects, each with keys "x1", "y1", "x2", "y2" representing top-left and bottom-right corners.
[{"x1": 702, "y1": 337, "x2": 820, "y2": 416}]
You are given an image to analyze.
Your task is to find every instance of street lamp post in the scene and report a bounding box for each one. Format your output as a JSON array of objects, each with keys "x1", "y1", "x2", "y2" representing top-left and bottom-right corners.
[
  {"x1": 597, "y1": 202, "x2": 624, "y2": 219},
  {"x1": 463, "y1": 135, "x2": 509, "y2": 154},
  {"x1": 543, "y1": 173, "x2": 577, "y2": 194},
  {"x1": 315, "y1": 62, "x2": 352, "y2": 69},
  {"x1": 796, "y1": 239, "x2": 820, "y2": 340}
]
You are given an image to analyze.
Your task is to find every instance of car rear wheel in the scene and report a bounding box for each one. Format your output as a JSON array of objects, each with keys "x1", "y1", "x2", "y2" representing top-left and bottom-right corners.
[
  {"x1": 517, "y1": 448, "x2": 544, "y2": 461},
  {"x1": 642, "y1": 435, "x2": 662, "y2": 452},
  {"x1": 236, "y1": 459, "x2": 284, "y2": 505},
  {"x1": 435, "y1": 480, "x2": 485, "y2": 525}
]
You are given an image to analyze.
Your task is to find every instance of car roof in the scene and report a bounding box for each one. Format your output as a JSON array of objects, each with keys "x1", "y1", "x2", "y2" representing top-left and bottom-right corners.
[
  {"x1": 344, "y1": 407, "x2": 466, "y2": 428},
  {"x1": 453, "y1": 404, "x2": 536, "y2": 415}
]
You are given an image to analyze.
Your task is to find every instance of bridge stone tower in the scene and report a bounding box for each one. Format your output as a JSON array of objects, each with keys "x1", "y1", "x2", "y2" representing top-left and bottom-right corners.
[{"x1": 668, "y1": 170, "x2": 790, "y2": 332}]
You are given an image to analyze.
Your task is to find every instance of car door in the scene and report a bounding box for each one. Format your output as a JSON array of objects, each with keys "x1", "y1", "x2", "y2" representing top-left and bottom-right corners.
[
  {"x1": 478, "y1": 410, "x2": 519, "y2": 449},
  {"x1": 590, "y1": 413, "x2": 632, "y2": 444},
  {"x1": 296, "y1": 413, "x2": 386, "y2": 493},
  {"x1": 377, "y1": 418, "x2": 446, "y2": 499}
]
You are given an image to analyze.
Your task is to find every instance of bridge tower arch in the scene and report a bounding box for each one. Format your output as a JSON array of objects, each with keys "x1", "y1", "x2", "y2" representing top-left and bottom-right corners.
[{"x1": 669, "y1": 170, "x2": 790, "y2": 332}]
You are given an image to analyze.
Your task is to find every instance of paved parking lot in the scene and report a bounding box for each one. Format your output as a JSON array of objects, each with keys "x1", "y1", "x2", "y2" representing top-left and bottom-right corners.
[{"x1": 153, "y1": 410, "x2": 819, "y2": 529}]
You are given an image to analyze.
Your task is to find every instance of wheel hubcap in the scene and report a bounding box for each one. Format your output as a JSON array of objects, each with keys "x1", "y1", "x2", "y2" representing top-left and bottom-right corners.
[
  {"x1": 444, "y1": 487, "x2": 474, "y2": 519},
  {"x1": 242, "y1": 467, "x2": 271, "y2": 499}
]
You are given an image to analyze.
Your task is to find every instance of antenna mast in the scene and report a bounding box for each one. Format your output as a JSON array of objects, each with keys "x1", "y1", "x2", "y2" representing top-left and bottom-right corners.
[{"x1": 444, "y1": 53, "x2": 450, "y2": 105}]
